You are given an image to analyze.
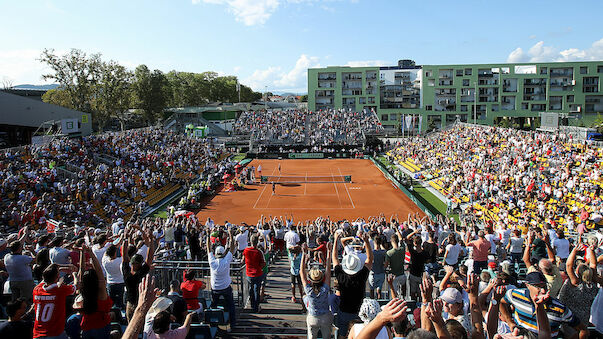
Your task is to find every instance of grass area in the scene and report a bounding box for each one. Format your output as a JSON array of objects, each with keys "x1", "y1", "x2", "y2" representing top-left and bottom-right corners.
[{"x1": 375, "y1": 156, "x2": 460, "y2": 223}]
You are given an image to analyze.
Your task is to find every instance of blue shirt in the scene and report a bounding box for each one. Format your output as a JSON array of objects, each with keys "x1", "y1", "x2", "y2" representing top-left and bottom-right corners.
[
  {"x1": 288, "y1": 251, "x2": 302, "y2": 276},
  {"x1": 4, "y1": 254, "x2": 33, "y2": 281},
  {"x1": 303, "y1": 283, "x2": 330, "y2": 316},
  {"x1": 503, "y1": 288, "x2": 579, "y2": 337}
]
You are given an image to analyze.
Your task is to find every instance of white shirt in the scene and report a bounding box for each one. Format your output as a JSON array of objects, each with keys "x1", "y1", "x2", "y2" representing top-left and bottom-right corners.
[
  {"x1": 235, "y1": 231, "x2": 248, "y2": 251},
  {"x1": 509, "y1": 237, "x2": 524, "y2": 254},
  {"x1": 445, "y1": 244, "x2": 462, "y2": 265},
  {"x1": 208, "y1": 252, "x2": 233, "y2": 290},
  {"x1": 102, "y1": 256, "x2": 124, "y2": 284},
  {"x1": 92, "y1": 243, "x2": 111, "y2": 276},
  {"x1": 284, "y1": 230, "x2": 300, "y2": 249},
  {"x1": 553, "y1": 238, "x2": 570, "y2": 259}
]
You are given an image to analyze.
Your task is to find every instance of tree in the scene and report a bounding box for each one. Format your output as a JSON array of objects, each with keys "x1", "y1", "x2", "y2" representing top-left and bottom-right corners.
[
  {"x1": 133, "y1": 65, "x2": 169, "y2": 125},
  {"x1": 93, "y1": 61, "x2": 133, "y2": 131},
  {"x1": 300, "y1": 94, "x2": 308, "y2": 102},
  {"x1": 39, "y1": 49, "x2": 101, "y2": 113},
  {"x1": 42, "y1": 88, "x2": 74, "y2": 109},
  {"x1": 1, "y1": 76, "x2": 13, "y2": 89}
]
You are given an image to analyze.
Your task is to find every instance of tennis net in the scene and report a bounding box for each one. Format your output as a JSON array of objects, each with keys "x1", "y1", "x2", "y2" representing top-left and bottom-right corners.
[{"x1": 261, "y1": 175, "x2": 351, "y2": 184}]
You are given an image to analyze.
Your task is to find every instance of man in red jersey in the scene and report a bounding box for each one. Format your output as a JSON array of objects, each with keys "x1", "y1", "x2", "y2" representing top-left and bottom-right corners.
[{"x1": 32, "y1": 264, "x2": 78, "y2": 339}]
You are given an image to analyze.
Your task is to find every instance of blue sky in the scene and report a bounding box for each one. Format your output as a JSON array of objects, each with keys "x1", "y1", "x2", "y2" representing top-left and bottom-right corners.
[{"x1": 1, "y1": 0, "x2": 602, "y2": 93}]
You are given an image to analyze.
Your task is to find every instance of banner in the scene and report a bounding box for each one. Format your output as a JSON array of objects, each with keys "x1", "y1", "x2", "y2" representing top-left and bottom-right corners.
[
  {"x1": 46, "y1": 219, "x2": 60, "y2": 233},
  {"x1": 418, "y1": 115, "x2": 423, "y2": 134},
  {"x1": 288, "y1": 153, "x2": 324, "y2": 159},
  {"x1": 405, "y1": 115, "x2": 412, "y2": 129}
]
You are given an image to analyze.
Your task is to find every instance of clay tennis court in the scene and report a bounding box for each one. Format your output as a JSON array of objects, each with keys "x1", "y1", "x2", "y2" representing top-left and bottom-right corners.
[{"x1": 196, "y1": 159, "x2": 424, "y2": 224}]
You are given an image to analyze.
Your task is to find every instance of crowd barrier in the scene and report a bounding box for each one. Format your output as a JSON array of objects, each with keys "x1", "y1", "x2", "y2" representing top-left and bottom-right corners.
[{"x1": 153, "y1": 259, "x2": 247, "y2": 307}]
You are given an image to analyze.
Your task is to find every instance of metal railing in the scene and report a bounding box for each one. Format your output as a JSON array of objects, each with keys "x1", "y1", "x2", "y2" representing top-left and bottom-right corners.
[{"x1": 153, "y1": 259, "x2": 247, "y2": 307}]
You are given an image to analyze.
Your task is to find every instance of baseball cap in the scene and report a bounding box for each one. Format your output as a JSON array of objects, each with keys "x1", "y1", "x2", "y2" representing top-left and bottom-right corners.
[
  {"x1": 525, "y1": 271, "x2": 546, "y2": 286},
  {"x1": 72, "y1": 294, "x2": 84, "y2": 310},
  {"x1": 342, "y1": 253, "x2": 363, "y2": 275},
  {"x1": 440, "y1": 288, "x2": 463, "y2": 304},
  {"x1": 488, "y1": 262, "x2": 497, "y2": 269},
  {"x1": 215, "y1": 246, "x2": 226, "y2": 258}
]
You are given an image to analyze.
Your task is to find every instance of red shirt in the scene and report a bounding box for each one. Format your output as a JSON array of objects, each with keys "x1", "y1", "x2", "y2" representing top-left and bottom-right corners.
[
  {"x1": 181, "y1": 280, "x2": 206, "y2": 310},
  {"x1": 33, "y1": 282, "x2": 76, "y2": 337},
  {"x1": 315, "y1": 243, "x2": 328, "y2": 262},
  {"x1": 81, "y1": 297, "x2": 113, "y2": 331},
  {"x1": 469, "y1": 238, "x2": 491, "y2": 262},
  {"x1": 243, "y1": 247, "x2": 264, "y2": 277}
]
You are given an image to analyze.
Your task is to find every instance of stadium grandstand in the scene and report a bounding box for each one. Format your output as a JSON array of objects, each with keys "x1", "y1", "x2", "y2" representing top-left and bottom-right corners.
[{"x1": 0, "y1": 107, "x2": 602, "y2": 339}]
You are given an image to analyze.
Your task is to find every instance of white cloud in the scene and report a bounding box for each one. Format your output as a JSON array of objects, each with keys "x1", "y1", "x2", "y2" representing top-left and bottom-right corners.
[
  {"x1": 244, "y1": 54, "x2": 320, "y2": 92},
  {"x1": 194, "y1": 0, "x2": 357, "y2": 26},
  {"x1": 506, "y1": 47, "x2": 527, "y2": 63},
  {"x1": 0, "y1": 49, "x2": 54, "y2": 85},
  {"x1": 345, "y1": 60, "x2": 390, "y2": 67},
  {"x1": 194, "y1": 0, "x2": 279, "y2": 26},
  {"x1": 506, "y1": 37, "x2": 603, "y2": 63}
]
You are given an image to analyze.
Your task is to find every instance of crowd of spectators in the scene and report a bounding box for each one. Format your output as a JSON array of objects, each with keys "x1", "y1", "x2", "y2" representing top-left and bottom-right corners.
[
  {"x1": 234, "y1": 109, "x2": 383, "y2": 146},
  {"x1": 386, "y1": 124, "x2": 603, "y2": 235},
  {"x1": 0, "y1": 128, "x2": 231, "y2": 233},
  {"x1": 0, "y1": 198, "x2": 603, "y2": 338}
]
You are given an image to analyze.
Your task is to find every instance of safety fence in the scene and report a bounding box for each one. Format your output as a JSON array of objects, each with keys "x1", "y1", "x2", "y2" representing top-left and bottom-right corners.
[{"x1": 153, "y1": 259, "x2": 247, "y2": 308}]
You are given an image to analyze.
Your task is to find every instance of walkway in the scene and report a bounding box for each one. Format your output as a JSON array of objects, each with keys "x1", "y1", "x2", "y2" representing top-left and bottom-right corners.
[{"x1": 229, "y1": 254, "x2": 307, "y2": 338}]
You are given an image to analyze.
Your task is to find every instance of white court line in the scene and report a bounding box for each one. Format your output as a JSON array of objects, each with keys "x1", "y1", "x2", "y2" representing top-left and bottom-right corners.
[
  {"x1": 338, "y1": 167, "x2": 356, "y2": 209},
  {"x1": 331, "y1": 170, "x2": 342, "y2": 208},
  {"x1": 304, "y1": 172, "x2": 307, "y2": 196},
  {"x1": 252, "y1": 166, "x2": 277, "y2": 209},
  {"x1": 253, "y1": 207, "x2": 356, "y2": 210}
]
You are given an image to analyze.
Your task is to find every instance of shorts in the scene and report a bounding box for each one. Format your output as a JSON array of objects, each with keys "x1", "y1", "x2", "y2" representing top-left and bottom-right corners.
[
  {"x1": 368, "y1": 272, "x2": 385, "y2": 290},
  {"x1": 291, "y1": 274, "x2": 302, "y2": 286}
]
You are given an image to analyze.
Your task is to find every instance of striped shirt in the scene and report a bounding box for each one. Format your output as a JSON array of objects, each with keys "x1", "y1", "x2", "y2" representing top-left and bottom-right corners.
[{"x1": 503, "y1": 288, "x2": 579, "y2": 336}]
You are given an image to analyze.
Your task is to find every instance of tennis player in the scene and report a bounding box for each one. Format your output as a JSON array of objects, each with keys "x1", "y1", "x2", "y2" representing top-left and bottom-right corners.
[
  {"x1": 272, "y1": 182, "x2": 276, "y2": 195},
  {"x1": 278, "y1": 163, "x2": 281, "y2": 174}
]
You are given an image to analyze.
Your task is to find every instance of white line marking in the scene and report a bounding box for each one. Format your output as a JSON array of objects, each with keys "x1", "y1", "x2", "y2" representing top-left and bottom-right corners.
[
  {"x1": 253, "y1": 207, "x2": 356, "y2": 210},
  {"x1": 331, "y1": 169, "x2": 342, "y2": 208},
  {"x1": 252, "y1": 166, "x2": 276, "y2": 209},
  {"x1": 338, "y1": 167, "x2": 356, "y2": 209},
  {"x1": 304, "y1": 172, "x2": 307, "y2": 196}
]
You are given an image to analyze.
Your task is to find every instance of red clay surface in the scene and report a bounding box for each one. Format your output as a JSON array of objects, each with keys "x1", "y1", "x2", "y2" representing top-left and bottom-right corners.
[{"x1": 196, "y1": 159, "x2": 424, "y2": 224}]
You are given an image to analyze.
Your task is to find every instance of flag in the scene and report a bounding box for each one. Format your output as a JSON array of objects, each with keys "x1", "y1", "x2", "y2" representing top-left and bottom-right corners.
[
  {"x1": 46, "y1": 219, "x2": 60, "y2": 233},
  {"x1": 418, "y1": 115, "x2": 423, "y2": 134},
  {"x1": 401, "y1": 115, "x2": 405, "y2": 133},
  {"x1": 236, "y1": 80, "x2": 240, "y2": 92},
  {"x1": 405, "y1": 115, "x2": 412, "y2": 129}
]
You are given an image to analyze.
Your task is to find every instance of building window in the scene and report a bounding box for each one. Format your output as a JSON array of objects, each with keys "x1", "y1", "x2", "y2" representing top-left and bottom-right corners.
[
  {"x1": 580, "y1": 66, "x2": 588, "y2": 74},
  {"x1": 426, "y1": 105, "x2": 433, "y2": 111},
  {"x1": 389, "y1": 114, "x2": 398, "y2": 120},
  {"x1": 464, "y1": 68, "x2": 472, "y2": 76},
  {"x1": 540, "y1": 67, "x2": 548, "y2": 75},
  {"x1": 460, "y1": 105, "x2": 468, "y2": 112},
  {"x1": 425, "y1": 70, "x2": 432, "y2": 77},
  {"x1": 521, "y1": 102, "x2": 529, "y2": 110},
  {"x1": 368, "y1": 97, "x2": 376, "y2": 104},
  {"x1": 381, "y1": 114, "x2": 388, "y2": 121},
  {"x1": 598, "y1": 65, "x2": 603, "y2": 73},
  {"x1": 456, "y1": 69, "x2": 463, "y2": 76},
  {"x1": 567, "y1": 95, "x2": 574, "y2": 102},
  {"x1": 359, "y1": 97, "x2": 366, "y2": 104},
  {"x1": 462, "y1": 79, "x2": 470, "y2": 86}
]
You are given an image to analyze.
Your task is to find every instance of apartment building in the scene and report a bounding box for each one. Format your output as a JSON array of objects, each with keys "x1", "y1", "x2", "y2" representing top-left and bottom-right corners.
[{"x1": 308, "y1": 60, "x2": 603, "y2": 132}]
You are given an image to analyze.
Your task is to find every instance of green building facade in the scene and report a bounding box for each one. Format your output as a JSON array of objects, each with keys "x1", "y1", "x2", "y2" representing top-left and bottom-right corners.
[{"x1": 308, "y1": 60, "x2": 603, "y2": 133}]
